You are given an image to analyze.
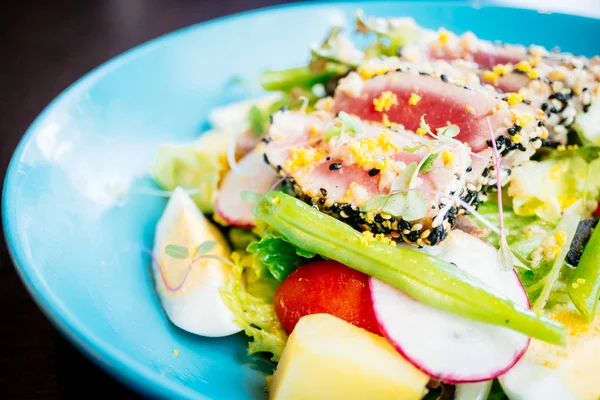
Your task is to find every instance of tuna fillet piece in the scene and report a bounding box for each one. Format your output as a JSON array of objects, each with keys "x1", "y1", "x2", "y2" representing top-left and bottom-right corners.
[
  {"x1": 390, "y1": 18, "x2": 600, "y2": 145},
  {"x1": 262, "y1": 110, "x2": 475, "y2": 246},
  {"x1": 328, "y1": 60, "x2": 547, "y2": 194}
]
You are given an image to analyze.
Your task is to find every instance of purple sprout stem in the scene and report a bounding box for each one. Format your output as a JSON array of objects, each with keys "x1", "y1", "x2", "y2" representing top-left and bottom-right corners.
[{"x1": 144, "y1": 248, "x2": 192, "y2": 292}]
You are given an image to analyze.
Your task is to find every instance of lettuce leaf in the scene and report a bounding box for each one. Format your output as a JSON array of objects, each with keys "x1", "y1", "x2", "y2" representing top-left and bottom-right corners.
[
  {"x1": 150, "y1": 133, "x2": 229, "y2": 213},
  {"x1": 247, "y1": 234, "x2": 316, "y2": 281},
  {"x1": 473, "y1": 201, "x2": 576, "y2": 308},
  {"x1": 508, "y1": 155, "x2": 600, "y2": 223},
  {"x1": 219, "y1": 252, "x2": 288, "y2": 361}
]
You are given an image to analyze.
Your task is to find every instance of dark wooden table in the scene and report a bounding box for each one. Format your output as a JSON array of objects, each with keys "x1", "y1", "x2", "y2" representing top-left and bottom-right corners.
[{"x1": 0, "y1": 1, "x2": 297, "y2": 398}]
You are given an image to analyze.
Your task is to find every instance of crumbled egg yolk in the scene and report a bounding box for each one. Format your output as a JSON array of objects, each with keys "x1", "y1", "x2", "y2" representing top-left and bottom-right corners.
[
  {"x1": 348, "y1": 131, "x2": 399, "y2": 169},
  {"x1": 442, "y1": 149, "x2": 454, "y2": 165},
  {"x1": 361, "y1": 231, "x2": 396, "y2": 246},
  {"x1": 511, "y1": 134, "x2": 522, "y2": 144},
  {"x1": 492, "y1": 64, "x2": 509, "y2": 76},
  {"x1": 515, "y1": 113, "x2": 533, "y2": 127},
  {"x1": 506, "y1": 92, "x2": 525, "y2": 106},
  {"x1": 527, "y1": 69, "x2": 539, "y2": 79},
  {"x1": 358, "y1": 65, "x2": 389, "y2": 80},
  {"x1": 530, "y1": 231, "x2": 566, "y2": 266},
  {"x1": 373, "y1": 91, "x2": 398, "y2": 112},
  {"x1": 482, "y1": 70, "x2": 500, "y2": 86},
  {"x1": 438, "y1": 30, "x2": 449, "y2": 44},
  {"x1": 381, "y1": 114, "x2": 398, "y2": 128},
  {"x1": 416, "y1": 127, "x2": 427, "y2": 136},
  {"x1": 408, "y1": 93, "x2": 422, "y2": 106},
  {"x1": 465, "y1": 104, "x2": 475, "y2": 114},
  {"x1": 285, "y1": 147, "x2": 325, "y2": 172},
  {"x1": 173, "y1": 349, "x2": 179, "y2": 356},
  {"x1": 515, "y1": 60, "x2": 532, "y2": 73}
]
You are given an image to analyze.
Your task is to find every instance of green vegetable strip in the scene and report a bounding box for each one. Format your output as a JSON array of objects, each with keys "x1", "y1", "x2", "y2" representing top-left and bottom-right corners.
[
  {"x1": 254, "y1": 192, "x2": 566, "y2": 346},
  {"x1": 532, "y1": 213, "x2": 581, "y2": 311},
  {"x1": 260, "y1": 63, "x2": 348, "y2": 92},
  {"x1": 569, "y1": 223, "x2": 600, "y2": 322}
]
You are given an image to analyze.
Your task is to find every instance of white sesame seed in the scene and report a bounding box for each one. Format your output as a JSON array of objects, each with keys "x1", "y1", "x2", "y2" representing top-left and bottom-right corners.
[
  {"x1": 554, "y1": 125, "x2": 568, "y2": 136},
  {"x1": 466, "y1": 183, "x2": 477, "y2": 192},
  {"x1": 562, "y1": 107, "x2": 576, "y2": 119},
  {"x1": 582, "y1": 91, "x2": 592, "y2": 105}
]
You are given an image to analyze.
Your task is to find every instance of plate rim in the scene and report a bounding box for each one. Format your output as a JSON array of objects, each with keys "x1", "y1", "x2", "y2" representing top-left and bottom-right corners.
[{"x1": 3, "y1": 1, "x2": 599, "y2": 398}]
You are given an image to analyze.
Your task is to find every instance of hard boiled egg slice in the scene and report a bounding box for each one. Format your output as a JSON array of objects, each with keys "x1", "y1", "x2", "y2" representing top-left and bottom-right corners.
[
  {"x1": 153, "y1": 187, "x2": 241, "y2": 337},
  {"x1": 500, "y1": 308, "x2": 600, "y2": 400}
]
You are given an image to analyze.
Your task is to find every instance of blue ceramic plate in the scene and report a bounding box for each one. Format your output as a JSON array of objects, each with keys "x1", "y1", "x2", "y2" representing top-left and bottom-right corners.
[{"x1": 4, "y1": 1, "x2": 600, "y2": 399}]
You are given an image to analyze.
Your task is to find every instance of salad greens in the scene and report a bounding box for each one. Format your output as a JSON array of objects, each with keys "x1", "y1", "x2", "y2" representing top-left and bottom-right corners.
[
  {"x1": 473, "y1": 201, "x2": 577, "y2": 308},
  {"x1": 219, "y1": 251, "x2": 288, "y2": 361},
  {"x1": 151, "y1": 140, "x2": 228, "y2": 213},
  {"x1": 569, "y1": 224, "x2": 600, "y2": 322},
  {"x1": 255, "y1": 192, "x2": 566, "y2": 346},
  {"x1": 247, "y1": 234, "x2": 316, "y2": 281},
  {"x1": 508, "y1": 155, "x2": 600, "y2": 222}
]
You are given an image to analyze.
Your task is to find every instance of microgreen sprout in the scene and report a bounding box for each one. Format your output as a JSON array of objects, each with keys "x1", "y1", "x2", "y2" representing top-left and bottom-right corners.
[
  {"x1": 486, "y1": 117, "x2": 526, "y2": 271},
  {"x1": 147, "y1": 240, "x2": 234, "y2": 292}
]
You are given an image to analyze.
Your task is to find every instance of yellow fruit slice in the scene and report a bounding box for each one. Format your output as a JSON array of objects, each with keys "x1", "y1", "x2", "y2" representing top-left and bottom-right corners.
[{"x1": 269, "y1": 313, "x2": 429, "y2": 400}]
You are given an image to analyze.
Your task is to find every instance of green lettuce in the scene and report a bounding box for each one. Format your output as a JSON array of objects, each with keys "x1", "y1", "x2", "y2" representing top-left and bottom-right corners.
[
  {"x1": 474, "y1": 201, "x2": 576, "y2": 309},
  {"x1": 150, "y1": 133, "x2": 229, "y2": 213},
  {"x1": 220, "y1": 252, "x2": 288, "y2": 361},
  {"x1": 508, "y1": 155, "x2": 600, "y2": 223},
  {"x1": 355, "y1": 10, "x2": 422, "y2": 57},
  {"x1": 247, "y1": 234, "x2": 316, "y2": 281}
]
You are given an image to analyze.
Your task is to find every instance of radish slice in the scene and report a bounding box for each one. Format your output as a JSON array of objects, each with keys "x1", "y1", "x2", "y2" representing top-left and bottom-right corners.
[
  {"x1": 370, "y1": 230, "x2": 530, "y2": 383},
  {"x1": 215, "y1": 149, "x2": 278, "y2": 227}
]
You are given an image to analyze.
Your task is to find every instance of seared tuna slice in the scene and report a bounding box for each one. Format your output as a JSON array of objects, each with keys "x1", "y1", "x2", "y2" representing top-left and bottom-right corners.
[
  {"x1": 328, "y1": 59, "x2": 547, "y2": 193},
  {"x1": 262, "y1": 110, "x2": 475, "y2": 246},
  {"x1": 390, "y1": 18, "x2": 600, "y2": 145}
]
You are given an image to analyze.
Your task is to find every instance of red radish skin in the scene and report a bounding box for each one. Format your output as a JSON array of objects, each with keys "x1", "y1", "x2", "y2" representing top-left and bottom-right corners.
[
  {"x1": 274, "y1": 261, "x2": 381, "y2": 335},
  {"x1": 369, "y1": 230, "x2": 530, "y2": 383},
  {"x1": 215, "y1": 150, "x2": 278, "y2": 228}
]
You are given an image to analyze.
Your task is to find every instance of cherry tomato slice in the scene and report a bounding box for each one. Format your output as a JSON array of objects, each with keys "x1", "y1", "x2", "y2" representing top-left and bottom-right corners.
[{"x1": 274, "y1": 260, "x2": 380, "y2": 335}]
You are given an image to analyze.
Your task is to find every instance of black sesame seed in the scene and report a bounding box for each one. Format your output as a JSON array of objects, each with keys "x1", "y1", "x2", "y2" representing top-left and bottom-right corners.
[
  {"x1": 375, "y1": 214, "x2": 384, "y2": 223},
  {"x1": 584, "y1": 104, "x2": 591, "y2": 113},
  {"x1": 538, "y1": 121, "x2": 544, "y2": 127},
  {"x1": 407, "y1": 231, "x2": 419, "y2": 242},
  {"x1": 326, "y1": 156, "x2": 331, "y2": 161},
  {"x1": 261, "y1": 137, "x2": 272, "y2": 143},
  {"x1": 541, "y1": 102, "x2": 549, "y2": 111},
  {"x1": 508, "y1": 127, "x2": 516, "y2": 136},
  {"x1": 277, "y1": 165, "x2": 282, "y2": 173},
  {"x1": 466, "y1": 166, "x2": 473, "y2": 172},
  {"x1": 440, "y1": 74, "x2": 448, "y2": 83},
  {"x1": 269, "y1": 115, "x2": 273, "y2": 124},
  {"x1": 523, "y1": 99, "x2": 531, "y2": 105},
  {"x1": 280, "y1": 105, "x2": 288, "y2": 112},
  {"x1": 419, "y1": 71, "x2": 428, "y2": 76},
  {"x1": 263, "y1": 153, "x2": 270, "y2": 165},
  {"x1": 320, "y1": 188, "x2": 328, "y2": 197},
  {"x1": 368, "y1": 168, "x2": 380, "y2": 177},
  {"x1": 329, "y1": 163, "x2": 342, "y2": 171}
]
